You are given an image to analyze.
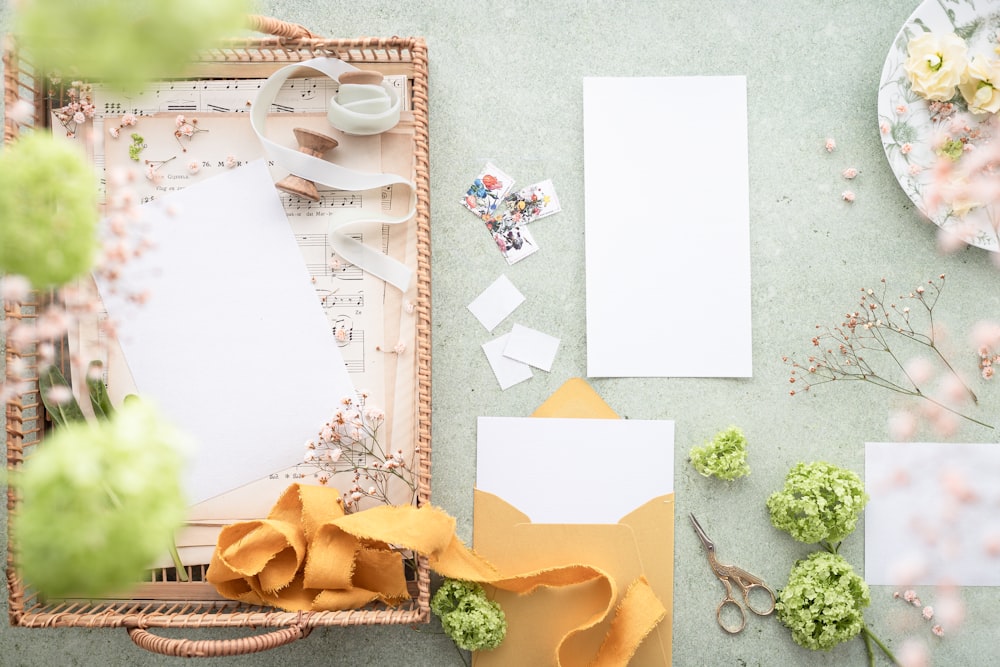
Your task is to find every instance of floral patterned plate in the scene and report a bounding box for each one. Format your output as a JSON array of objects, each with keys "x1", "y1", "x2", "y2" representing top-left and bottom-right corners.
[{"x1": 878, "y1": 0, "x2": 1000, "y2": 251}]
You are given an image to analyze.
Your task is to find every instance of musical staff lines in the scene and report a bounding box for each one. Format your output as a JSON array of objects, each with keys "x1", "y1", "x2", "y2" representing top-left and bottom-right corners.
[
  {"x1": 296, "y1": 233, "x2": 364, "y2": 280},
  {"x1": 317, "y1": 290, "x2": 365, "y2": 308},
  {"x1": 92, "y1": 74, "x2": 409, "y2": 119},
  {"x1": 331, "y1": 315, "x2": 365, "y2": 374},
  {"x1": 281, "y1": 191, "x2": 363, "y2": 211}
]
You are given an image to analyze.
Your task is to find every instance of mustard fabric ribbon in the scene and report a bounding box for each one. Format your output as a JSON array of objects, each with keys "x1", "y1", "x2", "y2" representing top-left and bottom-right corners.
[{"x1": 206, "y1": 484, "x2": 665, "y2": 666}]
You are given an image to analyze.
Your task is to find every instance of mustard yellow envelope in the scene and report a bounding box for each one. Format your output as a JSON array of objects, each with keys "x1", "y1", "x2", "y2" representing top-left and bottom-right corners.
[{"x1": 473, "y1": 378, "x2": 673, "y2": 667}]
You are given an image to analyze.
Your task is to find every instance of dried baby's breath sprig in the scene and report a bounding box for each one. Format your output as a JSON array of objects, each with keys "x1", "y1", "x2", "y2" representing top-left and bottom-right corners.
[
  {"x1": 173, "y1": 115, "x2": 209, "y2": 152},
  {"x1": 784, "y1": 275, "x2": 992, "y2": 430},
  {"x1": 303, "y1": 394, "x2": 416, "y2": 513},
  {"x1": 50, "y1": 81, "x2": 95, "y2": 138}
]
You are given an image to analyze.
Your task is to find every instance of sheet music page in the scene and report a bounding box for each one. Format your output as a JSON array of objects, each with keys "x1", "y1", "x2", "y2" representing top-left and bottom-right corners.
[{"x1": 58, "y1": 75, "x2": 420, "y2": 559}]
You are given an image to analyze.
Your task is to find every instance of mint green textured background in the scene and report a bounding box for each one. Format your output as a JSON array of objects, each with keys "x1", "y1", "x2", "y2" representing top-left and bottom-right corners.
[{"x1": 2, "y1": 1, "x2": 998, "y2": 665}]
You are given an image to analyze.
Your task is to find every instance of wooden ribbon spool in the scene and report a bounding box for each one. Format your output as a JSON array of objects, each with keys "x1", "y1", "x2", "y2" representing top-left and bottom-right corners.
[{"x1": 275, "y1": 127, "x2": 339, "y2": 201}]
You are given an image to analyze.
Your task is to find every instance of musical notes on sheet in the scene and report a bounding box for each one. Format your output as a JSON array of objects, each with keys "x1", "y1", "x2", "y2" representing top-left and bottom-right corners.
[
  {"x1": 93, "y1": 81, "x2": 402, "y2": 411},
  {"x1": 92, "y1": 74, "x2": 409, "y2": 119},
  {"x1": 331, "y1": 315, "x2": 365, "y2": 374},
  {"x1": 316, "y1": 291, "x2": 365, "y2": 309},
  {"x1": 296, "y1": 233, "x2": 363, "y2": 280},
  {"x1": 281, "y1": 191, "x2": 363, "y2": 210}
]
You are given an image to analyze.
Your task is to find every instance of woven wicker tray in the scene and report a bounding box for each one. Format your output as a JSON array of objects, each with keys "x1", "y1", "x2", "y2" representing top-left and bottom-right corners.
[{"x1": 3, "y1": 16, "x2": 432, "y2": 657}]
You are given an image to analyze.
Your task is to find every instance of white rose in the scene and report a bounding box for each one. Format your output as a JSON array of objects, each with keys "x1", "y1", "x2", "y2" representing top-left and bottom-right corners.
[
  {"x1": 958, "y1": 54, "x2": 1000, "y2": 114},
  {"x1": 904, "y1": 32, "x2": 968, "y2": 101}
]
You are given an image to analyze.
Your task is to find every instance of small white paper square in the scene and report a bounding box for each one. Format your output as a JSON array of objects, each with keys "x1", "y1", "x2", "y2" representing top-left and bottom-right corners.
[
  {"x1": 483, "y1": 334, "x2": 533, "y2": 390},
  {"x1": 467, "y1": 275, "x2": 525, "y2": 332},
  {"x1": 503, "y1": 323, "x2": 560, "y2": 372}
]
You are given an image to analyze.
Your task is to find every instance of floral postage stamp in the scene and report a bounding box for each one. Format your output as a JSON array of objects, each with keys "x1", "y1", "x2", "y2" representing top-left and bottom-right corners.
[
  {"x1": 497, "y1": 179, "x2": 561, "y2": 226},
  {"x1": 462, "y1": 165, "x2": 561, "y2": 265},
  {"x1": 461, "y1": 162, "x2": 516, "y2": 220}
]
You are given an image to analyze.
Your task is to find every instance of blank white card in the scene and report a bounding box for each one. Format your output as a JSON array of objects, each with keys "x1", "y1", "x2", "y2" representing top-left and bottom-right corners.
[{"x1": 583, "y1": 76, "x2": 752, "y2": 377}]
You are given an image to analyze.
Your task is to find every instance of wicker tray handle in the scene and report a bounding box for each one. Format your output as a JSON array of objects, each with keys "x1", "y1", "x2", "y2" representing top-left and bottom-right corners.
[
  {"x1": 247, "y1": 14, "x2": 318, "y2": 40},
  {"x1": 126, "y1": 623, "x2": 312, "y2": 657}
]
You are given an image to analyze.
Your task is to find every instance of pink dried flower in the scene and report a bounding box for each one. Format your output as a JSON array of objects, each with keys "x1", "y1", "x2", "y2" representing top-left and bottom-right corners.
[
  {"x1": 888, "y1": 410, "x2": 918, "y2": 441},
  {"x1": 931, "y1": 624, "x2": 944, "y2": 637},
  {"x1": 842, "y1": 167, "x2": 859, "y2": 179},
  {"x1": 903, "y1": 589, "x2": 920, "y2": 604},
  {"x1": 7, "y1": 99, "x2": 35, "y2": 125},
  {"x1": 1, "y1": 275, "x2": 32, "y2": 302},
  {"x1": 121, "y1": 113, "x2": 137, "y2": 127},
  {"x1": 824, "y1": 138, "x2": 836, "y2": 152},
  {"x1": 897, "y1": 639, "x2": 929, "y2": 667},
  {"x1": 186, "y1": 160, "x2": 200, "y2": 174},
  {"x1": 175, "y1": 114, "x2": 186, "y2": 128},
  {"x1": 108, "y1": 126, "x2": 120, "y2": 139},
  {"x1": 922, "y1": 605, "x2": 934, "y2": 620},
  {"x1": 44, "y1": 384, "x2": 73, "y2": 405},
  {"x1": 901, "y1": 143, "x2": 913, "y2": 155},
  {"x1": 842, "y1": 190, "x2": 856, "y2": 203}
]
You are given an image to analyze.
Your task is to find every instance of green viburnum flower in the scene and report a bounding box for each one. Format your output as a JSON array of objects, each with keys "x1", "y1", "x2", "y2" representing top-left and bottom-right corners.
[
  {"x1": 776, "y1": 551, "x2": 870, "y2": 651},
  {"x1": 15, "y1": 0, "x2": 251, "y2": 92},
  {"x1": 14, "y1": 400, "x2": 189, "y2": 598},
  {"x1": 431, "y1": 579, "x2": 507, "y2": 652},
  {"x1": 766, "y1": 461, "x2": 868, "y2": 545},
  {"x1": 0, "y1": 132, "x2": 99, "y2": 288},
  {"x1": 689, "y1": 426, "x2": 750, "y2": 480}
]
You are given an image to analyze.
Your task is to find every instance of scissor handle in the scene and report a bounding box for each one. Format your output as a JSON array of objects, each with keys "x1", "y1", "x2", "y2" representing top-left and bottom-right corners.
[
  {"x1": 742, "y1": 582, "x2": 776, "y2": 617},
  {"x1": 716, "y1": 596, "x2": 747, "y2": 634}
]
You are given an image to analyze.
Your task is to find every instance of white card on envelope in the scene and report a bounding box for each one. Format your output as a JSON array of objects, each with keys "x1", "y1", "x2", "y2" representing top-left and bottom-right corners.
[
  {"x1": 476, "y1": 416, "x2": 674, "y2": 523},
  {"x1": 583, "y1": 76, "x2": 752, "y2": 378}
]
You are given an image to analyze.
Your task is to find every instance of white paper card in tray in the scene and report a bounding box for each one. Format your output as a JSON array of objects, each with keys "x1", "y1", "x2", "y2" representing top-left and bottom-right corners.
[
  {"x1": 94, "y1": 160, "x2": 354, "y2": 505},
  {"x1": 583, "y1": 76, "x2": 752, "y2": 378}
]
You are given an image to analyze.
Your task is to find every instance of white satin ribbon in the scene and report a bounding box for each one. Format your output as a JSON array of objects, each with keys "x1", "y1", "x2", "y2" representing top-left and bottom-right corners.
[
  {"x1": 328, "y1": 82, "x2": 402, "y2": 135},
  {"x1": 250, "y1": 58, "x2": 416, "y2": 292}
]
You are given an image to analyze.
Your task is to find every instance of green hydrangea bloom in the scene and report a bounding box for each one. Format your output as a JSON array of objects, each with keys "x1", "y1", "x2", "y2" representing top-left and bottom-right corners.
[
  {"x1": 776, "y1": 551, "x2": 870, "y2": 651},
  {"x1": 15, "y1": 0, "x2": 251, "y2": 92},
  {"x1": 431, "y1": 579, "x2": 507, "y2": 652},
  {"x1": 14, "y1": 400, "x2": 189, "y2": 598},
  {"x1": 766, "y1": 461, "x2": 868, "y2": 544},
  {"x1": 689, "y1": 426, "x2": 750, "y2": 480},
  {"x1": 0, "y1": 132, "x2": 99, "y2": 288}
]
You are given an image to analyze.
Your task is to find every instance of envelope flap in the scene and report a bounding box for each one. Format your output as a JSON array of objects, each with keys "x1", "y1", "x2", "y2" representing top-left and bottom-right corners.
[{"x1": 531, "y1": 377, "x2": 618, "y2": 418}]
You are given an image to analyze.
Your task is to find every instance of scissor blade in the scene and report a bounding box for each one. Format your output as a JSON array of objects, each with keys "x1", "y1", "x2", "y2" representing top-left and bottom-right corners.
[{"x1": 689, "y1": 513, "x2": 715, "y2": 551}]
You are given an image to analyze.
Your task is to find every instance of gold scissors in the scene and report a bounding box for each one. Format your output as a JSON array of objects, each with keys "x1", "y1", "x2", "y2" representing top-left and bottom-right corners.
[{"x1": 690, "y1": 513, "x2": 775, "y2": 634}]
